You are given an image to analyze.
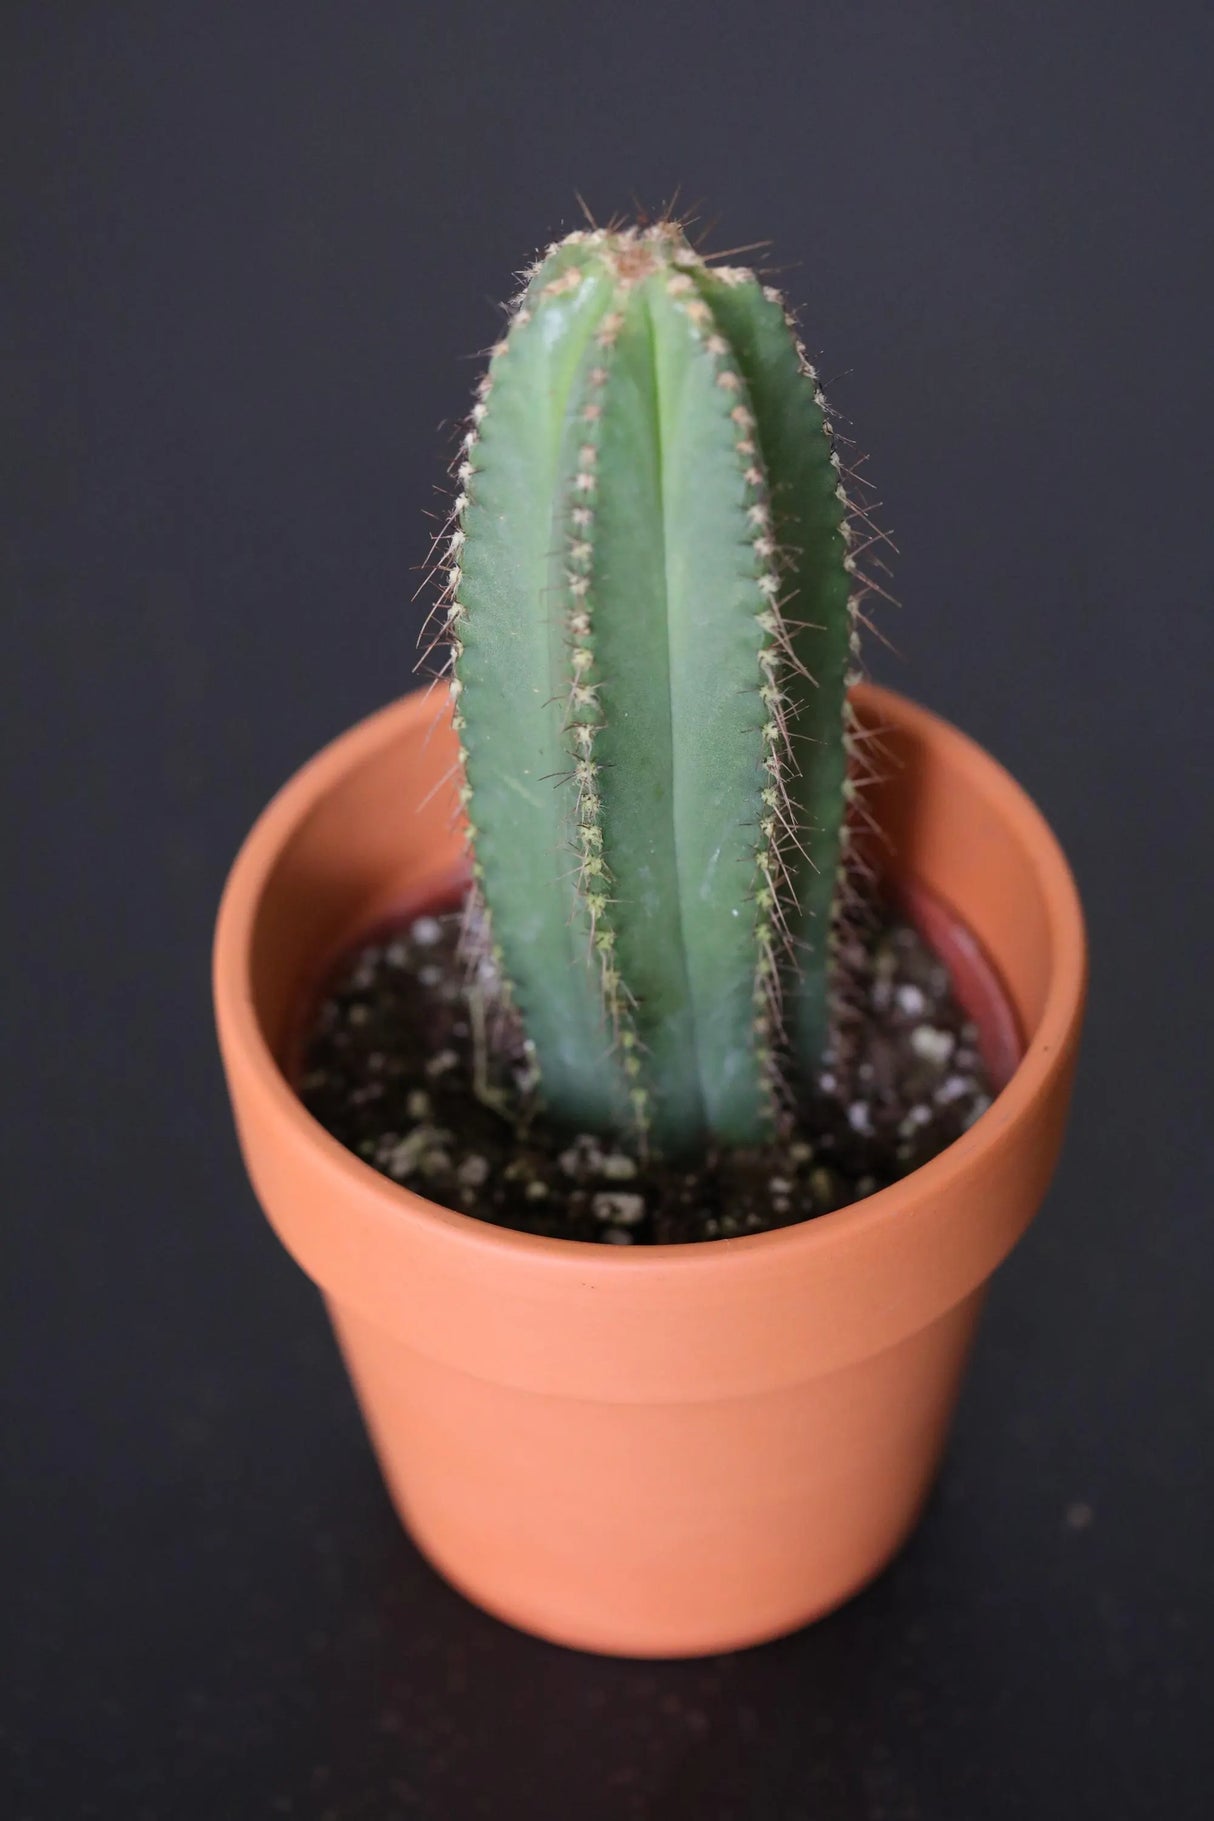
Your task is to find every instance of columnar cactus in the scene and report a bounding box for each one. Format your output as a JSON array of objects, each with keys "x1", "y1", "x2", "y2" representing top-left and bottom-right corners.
[{"x1": 437, "y1": 221, "x2": 864, "y2": 1157}]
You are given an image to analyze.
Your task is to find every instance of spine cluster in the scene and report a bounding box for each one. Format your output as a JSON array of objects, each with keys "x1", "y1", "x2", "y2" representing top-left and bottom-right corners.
[{"x1": 777, "y1": 295, "x2": 891, "y2": 1071}]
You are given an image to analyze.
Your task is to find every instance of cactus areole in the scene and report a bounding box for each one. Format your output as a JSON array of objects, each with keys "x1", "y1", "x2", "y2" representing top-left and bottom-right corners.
[{"x1": 440, "y1": 222, "x2": 866, "y2": 1158}]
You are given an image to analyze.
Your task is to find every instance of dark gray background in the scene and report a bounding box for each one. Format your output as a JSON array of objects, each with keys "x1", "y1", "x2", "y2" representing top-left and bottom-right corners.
[{"x1": 4, "y1": 3, "x2": 1212, "y2": 1816}]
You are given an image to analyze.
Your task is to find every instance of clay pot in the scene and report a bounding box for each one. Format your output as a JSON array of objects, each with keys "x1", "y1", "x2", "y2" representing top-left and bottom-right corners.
[{"x1": 213, "y1": 683, "x2": 1086, "y2": 1658}]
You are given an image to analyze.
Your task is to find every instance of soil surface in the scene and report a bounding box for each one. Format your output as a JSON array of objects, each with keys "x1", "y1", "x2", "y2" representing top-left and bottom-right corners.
[{"x1": 298, "y1": 907, "x2": 993, "y2": 1245}]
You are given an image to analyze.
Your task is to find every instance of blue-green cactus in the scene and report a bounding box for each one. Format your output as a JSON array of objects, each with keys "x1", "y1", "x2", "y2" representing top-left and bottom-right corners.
[{"x1": 437, "y1": 221, "x2": 863, "y2": 1157}]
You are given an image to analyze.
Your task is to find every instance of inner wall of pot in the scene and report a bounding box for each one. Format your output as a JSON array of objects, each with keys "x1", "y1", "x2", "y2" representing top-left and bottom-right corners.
[{"x1": 859, "y1": 700, "x2": 1056, "y2": 1045}]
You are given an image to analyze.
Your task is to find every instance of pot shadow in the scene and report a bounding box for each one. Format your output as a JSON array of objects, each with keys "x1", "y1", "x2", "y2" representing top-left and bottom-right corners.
[{"x1": 263, "y1": 1444, "x2": 973, "y2": 1821}]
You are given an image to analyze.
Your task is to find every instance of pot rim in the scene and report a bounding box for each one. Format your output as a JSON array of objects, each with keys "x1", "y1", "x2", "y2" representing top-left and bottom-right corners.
[{"x1": 213, "y1": 680, "x2": 1086, "y2": 1279}]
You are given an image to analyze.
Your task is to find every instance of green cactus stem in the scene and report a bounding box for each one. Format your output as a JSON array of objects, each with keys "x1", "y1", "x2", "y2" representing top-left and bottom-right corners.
[{"x1": 439, "y1": 222, "x2": 860, "y2": 1157}]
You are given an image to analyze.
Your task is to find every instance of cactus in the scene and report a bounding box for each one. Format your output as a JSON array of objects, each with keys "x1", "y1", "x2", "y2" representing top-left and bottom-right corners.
[{"x1": 436, "y1": 221, "x2": 863, "y2": 1158}]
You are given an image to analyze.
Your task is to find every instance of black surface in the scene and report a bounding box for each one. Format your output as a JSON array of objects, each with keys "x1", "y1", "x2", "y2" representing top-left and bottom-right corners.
[{"x1": 4, "y1": 4, "x2": 1212, "y2": 1816}]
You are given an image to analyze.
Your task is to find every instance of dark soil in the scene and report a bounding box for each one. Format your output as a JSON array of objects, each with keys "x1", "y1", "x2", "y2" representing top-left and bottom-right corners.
[{"x1": 298, "y1": 906, "x2": 994, "y2": 1245}]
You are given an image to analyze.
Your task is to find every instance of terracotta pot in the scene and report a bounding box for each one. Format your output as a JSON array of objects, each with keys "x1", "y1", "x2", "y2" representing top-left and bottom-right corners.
[{"x1": 213, "y1": 683, "x2": 1086, "y2": 1658}]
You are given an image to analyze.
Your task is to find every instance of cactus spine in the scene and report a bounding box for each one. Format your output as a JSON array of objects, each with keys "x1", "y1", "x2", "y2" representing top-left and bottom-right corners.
[{"x1": 440, "y1": 222, "x2": 859, "y2": 1158}]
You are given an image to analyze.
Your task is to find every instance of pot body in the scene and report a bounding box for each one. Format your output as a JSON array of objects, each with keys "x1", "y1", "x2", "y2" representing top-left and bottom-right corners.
[
  {"x1": 328, "y1": 1287, "x2": 986, "y2": 1654},
  {"x1": 214, "y1": 684, "x2": 1086, "y2": 1657}
]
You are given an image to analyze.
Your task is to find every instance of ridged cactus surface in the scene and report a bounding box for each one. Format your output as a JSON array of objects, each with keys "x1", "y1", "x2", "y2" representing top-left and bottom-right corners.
[{"x1": 440, "y1": 222, "x2": 859, "y2": 1157}]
